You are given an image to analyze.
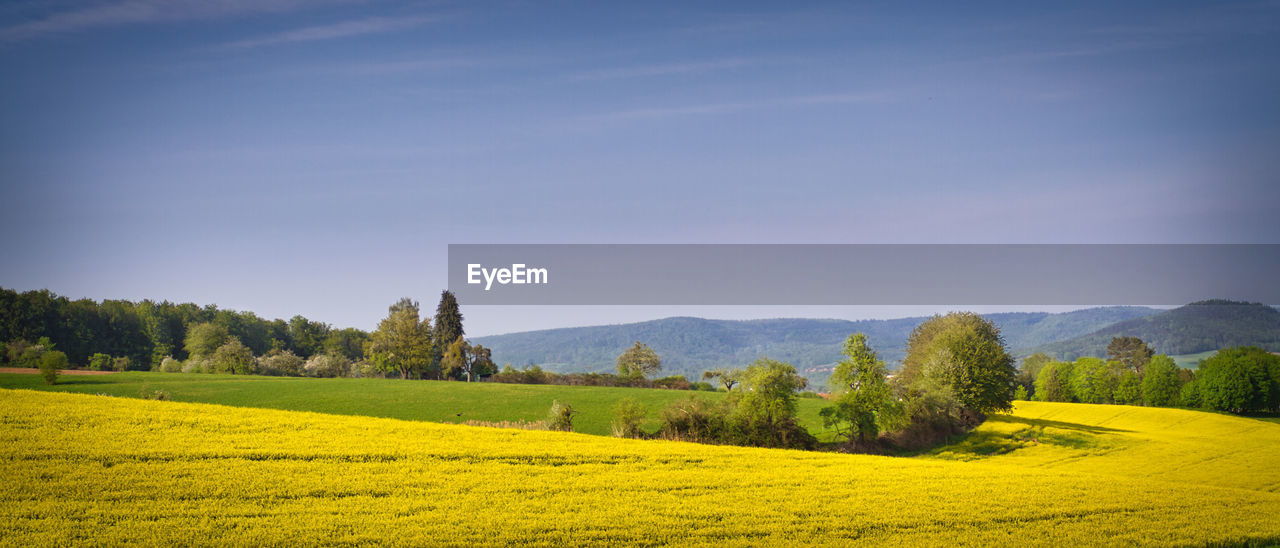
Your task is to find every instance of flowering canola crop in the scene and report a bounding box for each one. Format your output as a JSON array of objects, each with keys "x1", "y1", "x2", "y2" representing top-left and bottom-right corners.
[{"x1": 2, "y1": 390, "x2": 1278, "y2": 546}]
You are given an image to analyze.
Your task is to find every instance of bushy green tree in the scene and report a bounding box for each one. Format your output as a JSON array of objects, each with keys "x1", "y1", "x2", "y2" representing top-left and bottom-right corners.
[
  {"x1": 1069, "y1": 357, "x2": 1116, "y2": 404},
  {"x1": 184, "y1": 323, "x2": 230, "y2": 358},
  {"x1": 1033, "y1": 360, "x2": 1074, "y2": 402},
  {"x1": 1180, "y1": 380, "x2": 1202, "y2": 408},
  {"x1": 902, "y1": 313, "x2": 1016, "y2": 415},
  {"x1": 111, "y1": 356, "x2": 132, "y2": 372},
  {"x1": 1141, "y1": 355, "x2": 1183, "y2": 407},
  {"x1": 1196, "y1": 347, "x2": 1280, "y2": 413},
  {"x1": 729, "y1": 357, "x2": 815, "y2": 449},
  {"x1": 1107, "y1": 336, "x2": 1154, "y2": 374},
  {"x1": 820, "y1": 333, "x2": 902, "y2": 448},
  {"x1": 88, "y1": 352, "x2": 112, "y2": 371},
  {"x1": 616, "y1": 341, "x2": 662, "y2": 380},
  {"x1": 367, "y1": 298, "x2": 433, "y2": 380},
  {"x1": 212, "y1": 339, "x2": 255, "y2": 375},
  {"x1": 39, "y1": 350, "x2": 66, "y2": 385},
  {"x1": 1113, "y1": 371, "x2": 1143, "y2": 405}
]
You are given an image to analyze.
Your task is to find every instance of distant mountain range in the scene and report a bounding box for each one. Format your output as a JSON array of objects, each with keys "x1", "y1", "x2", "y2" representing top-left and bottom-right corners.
[
  {"x1": 1027, "y1": 300, "x2": 1280, "y2": 360},
  {"x1": 473, "y1": 306, "x2": 1163, "y2": 383}
]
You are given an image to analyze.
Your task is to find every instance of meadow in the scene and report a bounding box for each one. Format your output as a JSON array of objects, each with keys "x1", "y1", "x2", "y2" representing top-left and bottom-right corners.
[
  {"x1": 2, "y1": 389, "x2": 1279, "y2": 546},
  {"x1": 0, "y1": 372, "x2": 831, "y2": 438}
]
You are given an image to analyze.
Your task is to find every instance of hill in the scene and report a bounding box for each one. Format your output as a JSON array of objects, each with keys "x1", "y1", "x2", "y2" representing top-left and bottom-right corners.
[
  {"x1": 1027, "y1": 300, "x2": 1280, "y2": 361},
  {"x1": 3, "y1": 390, "x2": 1278, "y2": 545},
  {"x1": 473, "y1": 307, "x2": 1160, "y2": 380}
]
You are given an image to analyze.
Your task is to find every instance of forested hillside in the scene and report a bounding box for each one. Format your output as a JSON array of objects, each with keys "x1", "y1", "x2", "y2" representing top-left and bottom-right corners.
[
  {"x1": 474, "y1": 307, "x2": 1161, "y2": 379},
  {"x1": 1028, "y1": 301, "x2": 1280, "y2": 360}
]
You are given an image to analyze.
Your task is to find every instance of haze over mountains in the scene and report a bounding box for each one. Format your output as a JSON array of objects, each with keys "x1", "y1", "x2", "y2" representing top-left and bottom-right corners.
[{"x1": 475, "y1": 302, "x2": 1280, "y2": 386}]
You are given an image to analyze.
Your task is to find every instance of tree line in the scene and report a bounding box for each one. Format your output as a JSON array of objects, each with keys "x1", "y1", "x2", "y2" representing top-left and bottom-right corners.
[
  {"x1": 0, "y1": 287, "x2": 503, "y2": 382},
  {"x1": 1020, "y1": 336, "x2": 1280, "y2": 414},
  {"x1": 608, "y1": 312, "x2": 1020, "y2": 452}
]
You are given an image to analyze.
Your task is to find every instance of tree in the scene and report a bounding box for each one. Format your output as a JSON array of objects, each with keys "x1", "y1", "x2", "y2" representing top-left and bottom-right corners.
[
  {"x1": 39, "y1": 350, "x2": 66, "y2": 385},
  {"x1": 1196, "y1": 347, "x2": 1280, "y2": 413},
  {"x1": 468, "y1": 343, "x2": 496, "y2": 381},
  {"x1": 1069, "y1": 357, "x2": 1116, "y2": 404},
  {"x1": 212, "y1": 338, "x2": 255, "y2": 375},
  {"x1": 432, "y1": 290, "x2": 463, "y2": 358},
  {"x1": 88, "y1": 352, "x2": 112, "y2": 371},
  {"x1": 111, "y1": 356, "x2": 132, "y2": 372},
  {"x1": 1141, "y1": 355, "x2": 1183, "y2": 407},
  {"x1": 729, "y1": 357, "x2": 814, "y2": 449},
  {"x1": 1107, "y1": 336, "x2": 1154, "y2": 374},
  {"x1": 546, "y1": 400, "x2": 574, "y2": 431},
  {"x1": 287, "y1": 315, "x2": 330, "y2": 358},
  {"x1": 901, "y1": 312, "x2": 1017, "y2": 415},
  {"x1": 1033, "y1": 360, "x2": 1074, "y2": 402},
  {"x1": 611, "y1": 398, "x2": 647, "y2": 438},
  {"x1": 616, "y1": 341, "x2": 661, "y2": 379},
  {"x1": 1113, "y1": 371, "x2": 1143, "y2": 405},
  {"x1": 368, "y1": 298, "x2": 433, "y2": 380},
  {"x1": 184, "y1": 323, "x2": 230, "y2": 358},
  {"x1": 440, "y1": 336, "x2": 482, "y2": 381},
  {"x1": 1020, "y1": 353, "x2": 1054, "y2": 380},
  {"x1": 701, "y1": 368, "x2": 741, "y2": 391},
  {"x1": 820, "y1": 333, "x2": 902, "y2": 448}
]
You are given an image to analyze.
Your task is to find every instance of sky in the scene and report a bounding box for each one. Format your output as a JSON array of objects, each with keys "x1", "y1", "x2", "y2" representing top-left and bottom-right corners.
[{"x1": 1, "y1": 1, "x2": 1278, "y2": 336}]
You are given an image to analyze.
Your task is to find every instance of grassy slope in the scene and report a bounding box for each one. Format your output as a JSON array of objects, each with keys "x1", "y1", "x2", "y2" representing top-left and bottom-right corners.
[
  {"x1": 2, "y1": 390, "x2": 1278, "y2": 546},
  {"x1": 1170, "y1": 349, "x2": 1217, "y2": 369},
  {"x1": 0, "y1": 372, "x2": 831, "y2": 438}
]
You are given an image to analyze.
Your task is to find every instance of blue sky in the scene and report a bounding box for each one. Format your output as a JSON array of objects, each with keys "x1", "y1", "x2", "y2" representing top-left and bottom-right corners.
[{"x1": 2, "y1": 1, "x2": 1278, "y2": 335}]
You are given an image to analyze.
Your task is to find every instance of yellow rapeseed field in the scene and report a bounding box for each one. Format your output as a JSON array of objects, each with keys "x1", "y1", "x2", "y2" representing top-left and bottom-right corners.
[{"x1": 2, "y1": 389, "x2": 1278, "y2": 546}]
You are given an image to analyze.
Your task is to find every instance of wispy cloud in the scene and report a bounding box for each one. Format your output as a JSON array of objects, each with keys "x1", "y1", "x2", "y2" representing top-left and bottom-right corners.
[
  {"x1": 580, "y1": 92, "x2": 888, "y2": 124},
  {"x1": 0, "y1": 0, "x2": 339, "y2": 43},
  {"x1": 567, "y1": 58, "x2": 757, "y2": 81},
  {"x1": 220, "y1": 16, "x2": 434, "y2": 50}
]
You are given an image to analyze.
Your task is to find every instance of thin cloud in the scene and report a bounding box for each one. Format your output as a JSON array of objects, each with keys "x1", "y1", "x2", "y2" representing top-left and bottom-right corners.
[
  {"x1": 568, "y1": 58, "x2": 757, "y2": 81},
  {"x1": 580, "y1": 92, "x2": 888, "y2": 124},
  {"x1": 0, "y1": 0, "x2": 338, "y2": 42},
  {"x1": 221, "y1": 16, "x2": 434, "y2": 50}
]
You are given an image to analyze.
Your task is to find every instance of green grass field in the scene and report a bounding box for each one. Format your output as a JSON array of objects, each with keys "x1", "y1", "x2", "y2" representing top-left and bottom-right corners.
[
  {"x1": 0, "y1": 372, "x2": 832, "y2": 438},
  {"x1": 2, "y1": 389, "x2": 1278, "y2": 546},
  {"x1": 1169, "y1": 349, "x2": 1218, "y2": 369}
]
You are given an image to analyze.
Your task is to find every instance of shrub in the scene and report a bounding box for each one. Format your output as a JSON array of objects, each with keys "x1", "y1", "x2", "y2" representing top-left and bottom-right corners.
[
  {"x1": 212, "y1": 339, "x2": 256, "y2": 375},
  {"x1": 39, "y1": 350, "x2": 67, "y2": 385},
  {"x1": 652, "y1": 375, "x2": 691, "y2": 390},
  {"x1": 159, "y1": 356, "x2": 183, "y2": 373},
  {"x1": 88, "y1": 353, "x2": 112, "y2": 371},
  {"x1": 145, "y1": 390, "x2": 171, "y2": 401},
  {"x1": 658, "y1": 395, "x2": 728, "y2": 443},
  {"x1": 546, "y1": 400, "x2": 574, "y2": 432},
  {"x1": 112, "y1": 356, "x2": 132, "y2": 372},
  {"x1": 610, "y1": 398, "x2": 647, "y2": 438},
  {"x1": 303, "y1": 354, "x2": 351, "y2": 378},
  {"x1": 257, "y1": 350, "x2": 304, "y2": 377},
  {"x1": 1013, "y1": 385, "x2": 1029, "y2": 401}
]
